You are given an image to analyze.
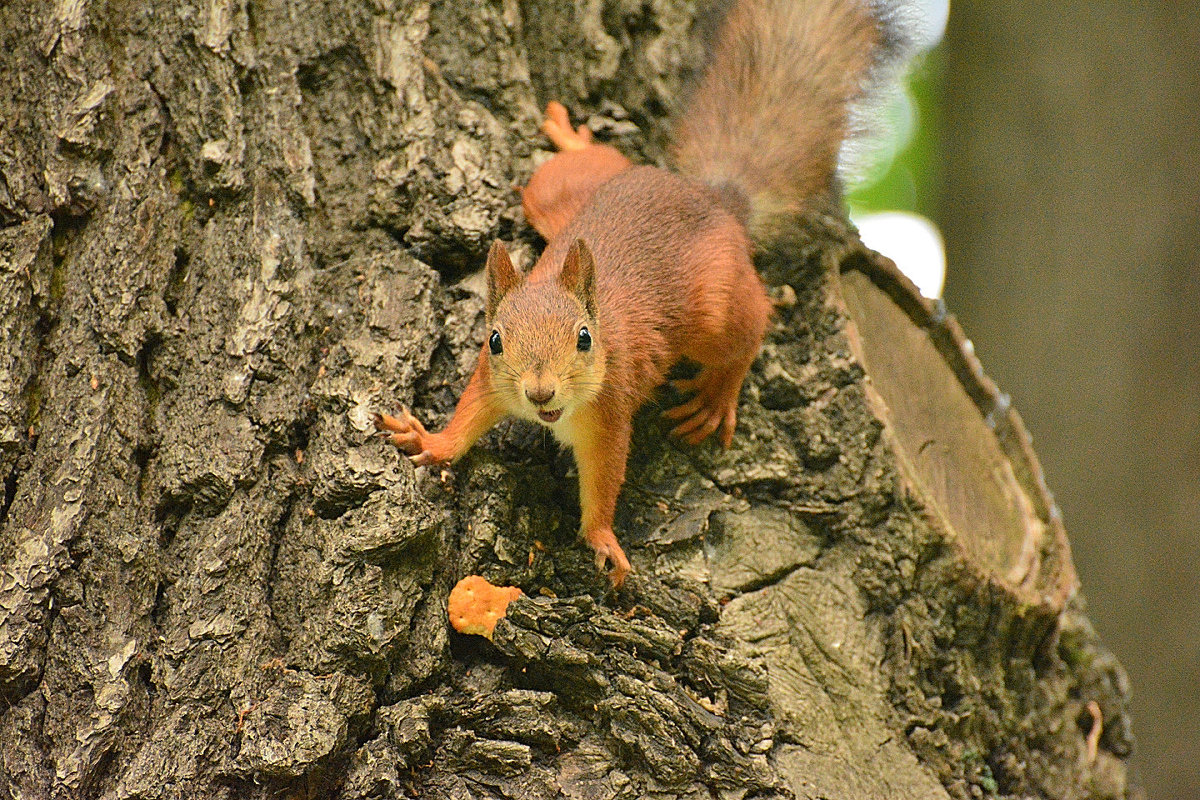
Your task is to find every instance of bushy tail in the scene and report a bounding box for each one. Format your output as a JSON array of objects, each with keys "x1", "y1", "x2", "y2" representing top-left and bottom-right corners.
[{"x1": 671, "y1": 0, "x2": 910, "y2": 237}]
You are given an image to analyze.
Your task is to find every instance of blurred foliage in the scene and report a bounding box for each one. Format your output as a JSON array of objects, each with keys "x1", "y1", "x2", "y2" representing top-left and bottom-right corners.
[{"x1": 848, "y1": 45, "x2": 944, "y2": 219}]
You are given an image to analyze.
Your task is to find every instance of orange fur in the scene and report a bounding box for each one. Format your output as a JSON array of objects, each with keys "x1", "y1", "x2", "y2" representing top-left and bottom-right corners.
[
  {"x1": 522, "y1": 145, "x2": 631, "y2": 240},
  {"x1": 438, "y1": 140, "x2": 771, "y2": 585},
  {"x1": 379, "y1": 0, "x2": 906, "y2": 585},
  {"x1": 374, "y1": 348, "x2": 504, "y2": 465}
]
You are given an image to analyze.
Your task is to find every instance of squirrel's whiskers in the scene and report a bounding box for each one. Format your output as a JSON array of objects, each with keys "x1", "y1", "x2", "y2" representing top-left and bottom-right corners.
[{"x1": 375, "y1": 0, "x2": 911, "y2": 587}]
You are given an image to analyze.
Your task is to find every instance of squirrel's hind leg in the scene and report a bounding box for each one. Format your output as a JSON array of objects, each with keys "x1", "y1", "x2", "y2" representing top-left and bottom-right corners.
[
  {"x1": 664, "y1": 356, "x2": 756, "y2": 448},
  {"x1": 666, "y1": 237, "x2": 771, "y2": 447},
  {"x1": 541, "y1": 101, "x2": 593, "y2": 151},
  {"x1": 521, "y1": 103, "x2": 632, "y2": 240}
]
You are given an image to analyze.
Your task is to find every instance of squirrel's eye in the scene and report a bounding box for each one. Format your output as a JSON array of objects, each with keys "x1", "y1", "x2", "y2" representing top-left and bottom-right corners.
[
  {"x1": 577, "y1": 326, "x2": 592, "y2": 352},
  {"x1": 489, "y1": 330, "x2": 503, "y2": 355}
]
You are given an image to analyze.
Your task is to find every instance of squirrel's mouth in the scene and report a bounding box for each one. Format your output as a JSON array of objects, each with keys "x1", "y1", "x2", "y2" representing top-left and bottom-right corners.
[{"x1": 537, "y1": 408, "x2": 563, "y2": 424}]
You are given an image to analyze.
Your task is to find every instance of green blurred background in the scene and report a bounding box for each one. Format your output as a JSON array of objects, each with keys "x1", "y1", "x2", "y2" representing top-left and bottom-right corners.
[{"x1": 853, "y1": 3, "x2": 1200, "y2": 798}]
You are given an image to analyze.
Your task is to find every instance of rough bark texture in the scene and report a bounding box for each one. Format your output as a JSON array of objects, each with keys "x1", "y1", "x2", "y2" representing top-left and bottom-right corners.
[{"x1": 0, "y1": 2, "x2": 1131, "y2": 800}]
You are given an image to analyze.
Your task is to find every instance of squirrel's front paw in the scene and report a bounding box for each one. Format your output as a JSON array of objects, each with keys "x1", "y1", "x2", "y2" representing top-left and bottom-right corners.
[
  {"x1": 584, "y1": 527, "x2": 631, "y2": 588},
  {"x1": 373, "y1": 409, "x2": 451, "y2": 466}
]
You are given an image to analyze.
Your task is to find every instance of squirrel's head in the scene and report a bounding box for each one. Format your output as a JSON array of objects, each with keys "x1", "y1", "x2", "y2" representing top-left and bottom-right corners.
[{"x1": 484, "y1": 239, "x2": 605, "y2": 427}]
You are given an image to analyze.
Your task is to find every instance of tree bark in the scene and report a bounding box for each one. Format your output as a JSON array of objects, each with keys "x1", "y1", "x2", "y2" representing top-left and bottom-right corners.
[{"x1": 0, "y1": 2, "x2": 1132, "y2": 799}]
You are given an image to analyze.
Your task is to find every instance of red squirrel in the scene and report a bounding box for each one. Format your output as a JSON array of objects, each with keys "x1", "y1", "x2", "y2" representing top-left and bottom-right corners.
[{"x1": 376, "y1": 0, "x2": 905, "y2": 586}]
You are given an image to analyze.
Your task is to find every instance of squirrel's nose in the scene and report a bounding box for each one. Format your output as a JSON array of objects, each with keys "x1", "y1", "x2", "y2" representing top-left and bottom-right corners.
[{"x1": 525, "y1": 386, "x2": 556, "y2": 406}]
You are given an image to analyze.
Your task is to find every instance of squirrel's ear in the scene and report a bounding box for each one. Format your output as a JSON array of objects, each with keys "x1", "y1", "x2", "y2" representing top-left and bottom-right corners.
[
  {"x1": 485, "y1": 240, "x2": 521, "y2": 320},
  {"x1": 560, "y1": 239, "x2": 597, "y2": 317}
]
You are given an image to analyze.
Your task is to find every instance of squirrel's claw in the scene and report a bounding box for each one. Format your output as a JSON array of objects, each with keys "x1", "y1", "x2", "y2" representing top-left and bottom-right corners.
[
  {"x1": 374, "y1": 409, "x2": 426, "y2": 437},
  {"x1": 374, "y1": 408, "x2": 446, "y2": 465},
  {"x1": 663, "y1": 393, "x2": 705, "y2": 421},
  {"x1": 408, "y1": 450, "x2": 439, "y2": 467},
  {"x1": 670, "y1": 408, "x2": 736, "y2": 447},
  {"x1": 605, "y1": 556, "x2": 631, "y2": 589},
  {"x1": 542, "y1": 101, "x2": 593, "y2": 152},
  {"x1": 673, "y1": 410, "x2": 722, "y2": 443},
  {"x1": 585, "y1": 527, "x2": 631, "y2": 588},
  {"x1": 664, "y1": 369, "x2": 741, "y2": 447},
  {"x1": 384, "y1": 429, "x2": 420, "y2": 450}
]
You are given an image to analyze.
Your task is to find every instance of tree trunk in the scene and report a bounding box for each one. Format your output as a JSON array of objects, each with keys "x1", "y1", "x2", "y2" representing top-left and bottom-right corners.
[{"x1": 0, "y1": 2, "x2": 1132, "y2": 799}]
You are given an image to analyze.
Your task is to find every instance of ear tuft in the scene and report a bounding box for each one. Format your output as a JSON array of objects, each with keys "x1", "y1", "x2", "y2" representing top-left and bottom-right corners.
[
  {"x1": 485, "y1": 240, "x2": 522, "y2": 320},
  {"x1": 559, "y1": 239, "x2": 597, "y2": 317}
]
